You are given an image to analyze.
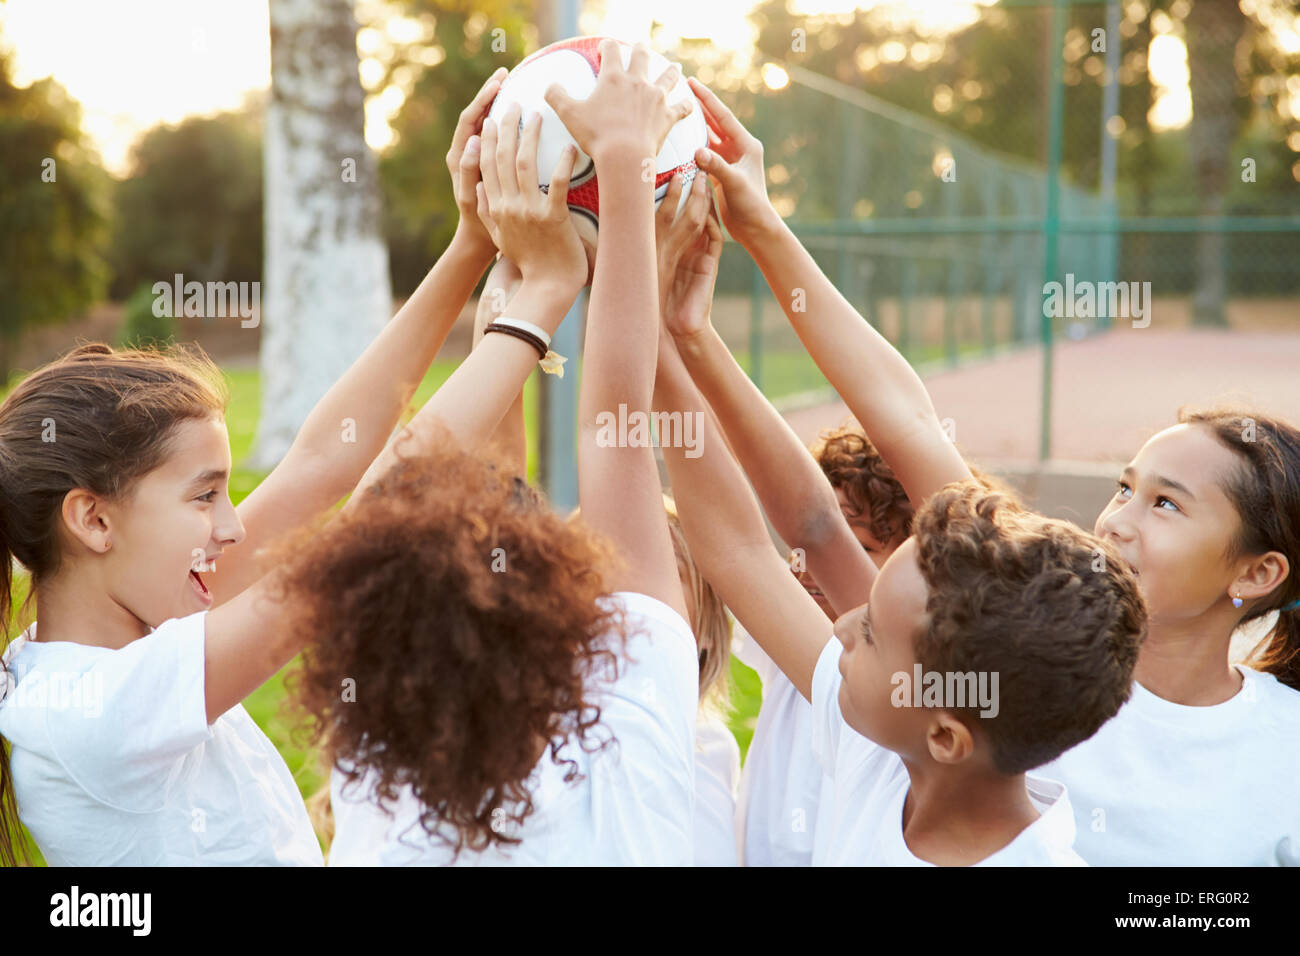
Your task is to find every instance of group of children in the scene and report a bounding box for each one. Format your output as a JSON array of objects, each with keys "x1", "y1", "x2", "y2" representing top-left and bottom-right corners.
[{"x1": 1, "y1": 42, "x2": 1297, "y2": 867}]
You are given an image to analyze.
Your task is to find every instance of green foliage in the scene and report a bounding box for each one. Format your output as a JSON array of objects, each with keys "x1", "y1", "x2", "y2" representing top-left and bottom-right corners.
[
  {"x1": 110, "y1": 103, "x2": 264, "y2": 300},
  {"x1": 0, "y1": 49, "x2": 111, "y2": 378},
  {"x1": 372, "y1": 1, "x2": 534, "y2": 294},
  {"x1": 117, "y1": 282, "x2": 178, "y2": 348}
]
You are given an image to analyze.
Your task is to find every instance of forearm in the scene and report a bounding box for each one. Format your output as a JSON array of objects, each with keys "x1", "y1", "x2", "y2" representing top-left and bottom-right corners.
[
  {"x1": 581, "y1": 167, "x2": 658, "y2": 429},
  {"x1": 474, "y1": 255, "x2": 528, "y2": 476},
  {"x1": 577, "y1": 159, "x2": 684, "y2": 616},
  {"x1": 743, "y1": 219, "x2": 971, "y2": 505},
  {"x1": 654, "y1": 336, "x2": 825, "y2": 697},
  {"x1": 675, "y1": 324, "x2": 841, "y2": 549},
  {"x1": 348, "y1": 278, "x2": 572, "y2": 505},
  {"x1": 287, "y1": 231, "x2": 494, "y2": 496},
  {"x1": 674, "y1": 324, "x2": 876, "y2": 615}
]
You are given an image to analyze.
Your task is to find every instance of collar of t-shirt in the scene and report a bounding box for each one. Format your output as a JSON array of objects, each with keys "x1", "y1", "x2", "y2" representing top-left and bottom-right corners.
[
  {"x1": 875, "y1": 772, "x2": 1077, "y2": 866},
  {"x1": 1125, "y1": 664, "x2": 1263, "y2": 733}
]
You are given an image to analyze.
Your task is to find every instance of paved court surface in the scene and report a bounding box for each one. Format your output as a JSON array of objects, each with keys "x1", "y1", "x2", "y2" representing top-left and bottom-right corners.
[{"x1": 782, "y1": 327, "x2": 1300, "y2": 468}]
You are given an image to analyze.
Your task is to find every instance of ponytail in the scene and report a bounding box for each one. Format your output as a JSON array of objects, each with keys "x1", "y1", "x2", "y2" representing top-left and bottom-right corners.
[
  {"x1": 1, "y1": 516, "x2": 31, "y2": 866},
  {"x1": 0, "y1": 341, "x2": 228, "y2": 867},
  {"x1": 1250, "y1": 607, "x2": 1300, "y2": 692}
]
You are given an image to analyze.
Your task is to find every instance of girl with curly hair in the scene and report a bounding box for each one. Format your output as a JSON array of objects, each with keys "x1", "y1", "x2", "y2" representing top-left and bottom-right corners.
[
  {"x1": 311, "y1": 42, "x2": 700, "y2": 865},
  {"x1": 0, "y1": 70, "x2": 520, "y2": 867}
]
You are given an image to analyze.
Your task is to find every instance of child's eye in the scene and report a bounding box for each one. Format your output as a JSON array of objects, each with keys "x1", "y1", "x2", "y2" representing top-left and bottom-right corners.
[
  {"x1": 1115, "y1": 481, "x2": 1132, "y2": 499},
  {"x1": 196, "y1": 490, "x2": 218, "y2": 503},
  {"x1": 1156, "y1": 496, "x2": 1180, "y2": 513}
]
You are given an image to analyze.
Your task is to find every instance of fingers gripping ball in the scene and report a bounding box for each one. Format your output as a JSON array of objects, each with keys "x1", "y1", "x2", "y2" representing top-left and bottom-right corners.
[{"x1": 486, "y1": 36, "x2": 709, "y2": 251}]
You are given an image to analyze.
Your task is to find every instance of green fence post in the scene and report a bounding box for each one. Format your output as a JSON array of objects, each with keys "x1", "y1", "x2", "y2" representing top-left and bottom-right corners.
[
  {"x1": 1040, "y1": 0, "x2": 1068, "y2": 463},
  {"x1": 900, "y1": 256, "x2": 916, "y2": 359}
]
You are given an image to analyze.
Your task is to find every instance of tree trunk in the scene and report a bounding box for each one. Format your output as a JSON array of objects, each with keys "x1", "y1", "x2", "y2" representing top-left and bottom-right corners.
[
  {"x1": 1185, "y1": 0, "x2": 1246, "y2": 328},
  {"x1": 252, "y1": 0, "x2": 391, "y2": 468}
]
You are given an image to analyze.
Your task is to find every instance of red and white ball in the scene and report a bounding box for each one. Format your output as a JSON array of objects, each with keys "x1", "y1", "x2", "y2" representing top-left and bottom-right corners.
[{"x1": 486, "y1": 36, "x2": 709, "y2": 249}]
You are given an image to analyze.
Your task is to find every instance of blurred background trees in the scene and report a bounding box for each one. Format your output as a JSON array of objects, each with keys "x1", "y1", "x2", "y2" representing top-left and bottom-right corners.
[{"x1": 1, "y1": 0, "x2": 1297, "y2": 377}]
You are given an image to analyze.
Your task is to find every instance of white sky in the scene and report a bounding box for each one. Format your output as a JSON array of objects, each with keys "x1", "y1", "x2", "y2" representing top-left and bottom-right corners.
[{"x1": 0, "y1": 0, "x2": 1196, "y2": 177}]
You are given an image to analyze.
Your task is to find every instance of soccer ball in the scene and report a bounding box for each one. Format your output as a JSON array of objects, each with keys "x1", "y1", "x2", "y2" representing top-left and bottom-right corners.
[{"x1": 486, "y1": 36, "x2": 709, "y2": 249}]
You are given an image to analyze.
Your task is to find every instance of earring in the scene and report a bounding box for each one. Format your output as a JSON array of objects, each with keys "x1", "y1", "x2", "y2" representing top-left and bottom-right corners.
[{"x1": 1231, "y1": 593, "x2": 1243, "y2": 609}]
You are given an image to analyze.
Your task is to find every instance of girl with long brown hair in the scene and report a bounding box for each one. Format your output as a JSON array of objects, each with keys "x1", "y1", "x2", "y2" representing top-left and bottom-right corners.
[{"x1": 0, "y1": 69, "x2": 530, "y2": 866}]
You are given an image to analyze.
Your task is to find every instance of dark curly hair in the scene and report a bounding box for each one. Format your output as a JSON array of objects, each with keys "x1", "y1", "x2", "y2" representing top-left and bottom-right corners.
[
  {"x1": 274, "y1": 443, "x2": 626, "y2": 860},
  {"x1": 814, "y1": 423, "x2": 1018, "y2": 550},
  {"x1": 911, "y1": 482, "x2": 1147, "y2": 774},
  {"x1": 813, "y1": 424, "x2": 915, "y2": 549}
]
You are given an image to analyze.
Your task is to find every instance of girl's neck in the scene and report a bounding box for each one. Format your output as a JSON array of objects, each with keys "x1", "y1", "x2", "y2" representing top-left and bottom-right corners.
[
  {"x1": 1134, "y1": 613, "x2": 1240, "y2": 705},
  {"x1": 900, "y1": 761, "x2": 1038, "y2": 866},
  {"x1": 30, "y1": 577, "x2": 150, "y2": 650}
]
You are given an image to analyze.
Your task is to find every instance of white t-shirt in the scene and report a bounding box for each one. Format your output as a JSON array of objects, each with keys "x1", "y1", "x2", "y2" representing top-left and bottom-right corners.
[
  {"x1": 810, "y1": 638, "x2": 1086, "y2": 867},
  {"x1": 328, "y1": 591, "x2": 698, "y2": 866},
  {"x1": 733, "y1": 625, "x2": 832, "y2": 866},
  {"x1": 1040, "y1": 664, "x2": 1300, "y2": 866},
  {"x1": 694, "y1": 712, "x2": 741, "y2": 866},
  {"x1": 0, "y1": 612, "x2": 322, "y2": 866}
]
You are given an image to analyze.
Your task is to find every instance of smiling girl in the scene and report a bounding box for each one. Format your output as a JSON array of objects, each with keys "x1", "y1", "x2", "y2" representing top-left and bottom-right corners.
[
  {"x1": 0, "y1": 68, "x2": 520, "y2": 866},
  {"x1": 687, "y1": 76, "x2": 1300, "y2": 866}
]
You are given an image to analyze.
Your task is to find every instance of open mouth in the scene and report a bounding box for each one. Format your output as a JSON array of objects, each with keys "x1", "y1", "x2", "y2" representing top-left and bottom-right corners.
[{"x1": 189, "y1": 568, "x2": 213, "y2": 604}]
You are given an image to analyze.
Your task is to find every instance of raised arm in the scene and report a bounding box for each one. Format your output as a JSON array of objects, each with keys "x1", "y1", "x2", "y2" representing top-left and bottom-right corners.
[
  {"x1": 212, "y1": 68, "x2": 510, "y2": 605},
  {"x1": 686, "y1": 76, "x2": 971, "y2": 509},
  {"x1": 202, "y1": 99, "x2": 587, "y2": 723},
  {"x1": 545, "y1": 40, "x2": 692, "y2": 621},
  {"x1": 653, "y1": 326, "x2": 830, "y2": 699},
  {"x1": 655, "y1": 171, "x2": 876, "y2": 618},
  {"x1": 472, "y1": 254, "x2": 528, "y2": 476}
]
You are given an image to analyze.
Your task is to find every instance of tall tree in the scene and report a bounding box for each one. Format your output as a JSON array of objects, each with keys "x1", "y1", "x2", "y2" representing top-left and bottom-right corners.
[
  {"x1": 112, "y1": 105, "x2": 264, "y2": 300},
  {"x1": 1185, "y1": 0, "x2": 1249, "y2": 327},
  {"x1": 254, "y1": 0, "x2": 392, "y2": 467},
  {"x1": 0, "y1": 50, "x2": 109, "y2": 382}
]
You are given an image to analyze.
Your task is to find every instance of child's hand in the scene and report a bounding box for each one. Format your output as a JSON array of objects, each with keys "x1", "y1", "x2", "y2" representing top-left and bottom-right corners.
[
  {"x1": 447, "y1": 67, "x2": 509, "y2": 257},
  {"x1": 477, "y1": 103, "x2": 587, "y2": 292},
  {"x1": 545, "y1": 39, "x2": 693, "y2": 168},
  {"x1": 687, "y1": 76, "x2": 779, "y2": 246},
  {"x1": 655, "y1": 171, "x2": 723, "y2": 343}
]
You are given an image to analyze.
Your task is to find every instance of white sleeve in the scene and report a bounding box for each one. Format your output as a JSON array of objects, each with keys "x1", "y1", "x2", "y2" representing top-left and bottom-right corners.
[
  {"x1": 44, "y1": 612, "x2": 213, "y2": 810},
  {"x1": 587, "y1": 591, "x2": 700, "y2": 864},
  {"x1": 809, "y1": 637, "x2": 846, "y2": 779}
]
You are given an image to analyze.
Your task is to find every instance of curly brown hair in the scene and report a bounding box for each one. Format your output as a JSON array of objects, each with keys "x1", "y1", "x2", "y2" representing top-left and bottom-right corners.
[
  {"x1": 814, "y1": 423, "x2": 1019, "y2": 550},
  {"x1": 911, "y1": 482, "x2": 1147, "y2": 774},
  {"x1": 813, "y1": 424, "x2": 914, "y2": 549},
  {"x1": 274, "y1": 444, "x2": 627, "y2": 860}
]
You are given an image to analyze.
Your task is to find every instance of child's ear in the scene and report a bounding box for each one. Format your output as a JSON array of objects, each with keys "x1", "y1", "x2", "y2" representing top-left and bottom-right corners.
[
  {"x1": 61, "y1": 488, "x2": 113, "y2": 555},
  {"x1": 1233, "y1": 550, "x2": 1290, "y2": 605},
  {"x1": 926, "y1": 712, "x2": 974, "y2": 765}
]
